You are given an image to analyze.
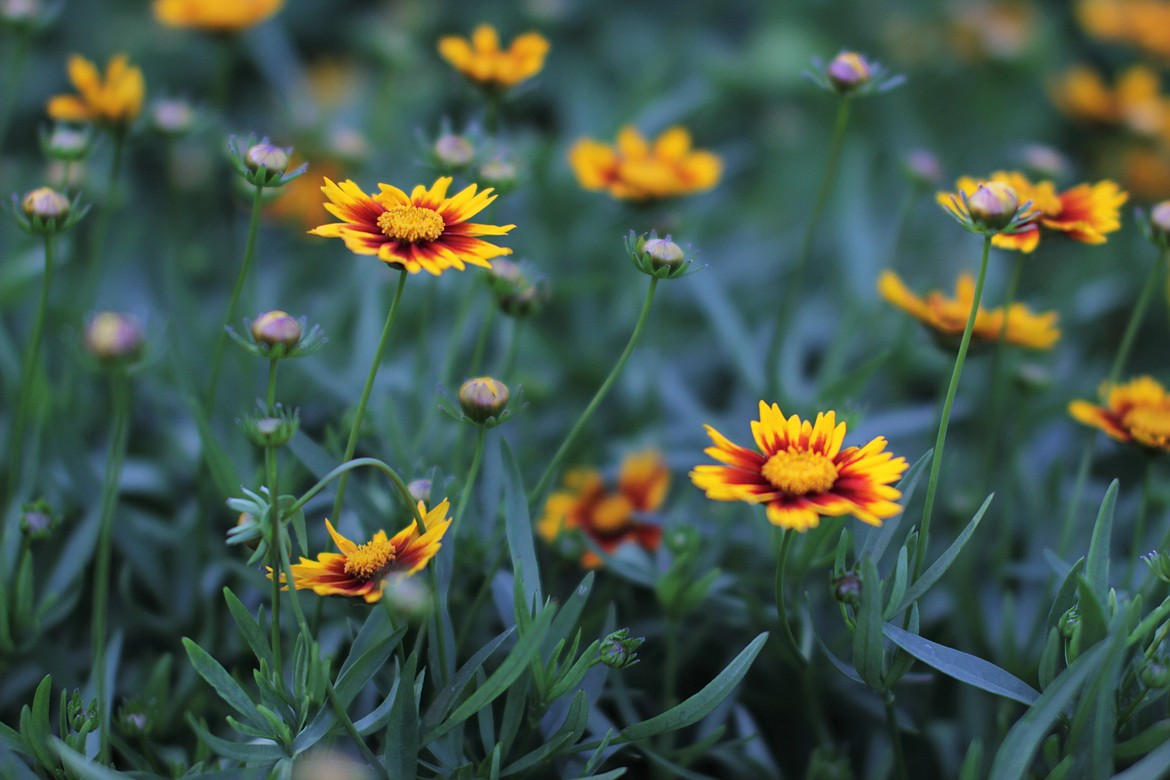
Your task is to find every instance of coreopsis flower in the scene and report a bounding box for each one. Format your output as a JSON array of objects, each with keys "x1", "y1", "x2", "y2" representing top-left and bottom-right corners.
[
  {"x1": 153, "y1": 0, "x2": 282, "y2": 32},
  {"x1": 437, "y1": 24, "x2": 549, "y2": 92},
  {"x1": 1069, "y1": 376, "x2": 1170, "y2": 451},
  {"x1": 878, "y1": 271, "x2": 1060, "y2": 349},
  {"x1": 46, "y1": 54, "x2": 144, "y2": 127},
  {"x1": 569, "y1": 126, "x2": 721, "y2": 200},
  {"x1": 308, "y1": 176, "x2": 514, "y2": 276},
  {"x1": 278, "y1": 501, "x2": 452, "y2": 603},
  {"x1": 1049, "y1": 64, "x2": 1168, "y2": 136},
  {"x1": 1076, "y1": 0, "x2": 1170, "y2": 60},
  {"x1": 538, "y1": 450, "x2": 668, "y2": 568},
  {"x1": 690, "y1": 402, "x2": 908, "y2": 531}
]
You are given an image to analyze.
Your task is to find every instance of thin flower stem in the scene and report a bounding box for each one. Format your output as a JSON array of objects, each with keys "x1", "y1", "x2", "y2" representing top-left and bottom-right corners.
[
  {"x1": 266, "y1": 359, "x2": 278, "y2": 410},
  {"x1": 773, "y1": 527, "x2": 806, "y2": 667},
  {"x1": 1108, "y1": 248, "x2": 1166, "y2": 387},
  {"x1": 0, "y1": 31, "x2": 30, "y2": 151},
  {"x1": 265, "y1": 358, "x2": 282, "y2": 681},
  {"x1": 451, "y1": 427, "x2": 486, "y2": 535},
  {"x1": 500, "y1": 318, "x2": 521, "y2": 378},
  {"x1": 330, "y1": 270, "x2": 409, "y2": 523},
  {"x1": 913, "y1": 234, "x2": 993, "y2": 580},
  {"x1": 883, "y1": 693, "x2": 909, "y2": 780},
  {"x1": 529, "y1": 276, "x2": 659, "y2": 505},
  {"x1": 82, "y1": 129, "x2": 127, "y2": 301},
  {"x1": 92, "y1": 368, "x2": 131, "y2": 765},
  {"x1": 1130, "y1": 458, "x2": 1153, "y2": 587},
  {"x1": 206, "y1": 183, "x2": 265, "y2": 410},
  {"x1": 288, "y1": 457, "x2": 415, "y2": 519}
]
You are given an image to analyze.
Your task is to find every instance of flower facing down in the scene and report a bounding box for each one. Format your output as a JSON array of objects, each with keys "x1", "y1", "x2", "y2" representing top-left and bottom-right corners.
[
  {"x1": 538, "y1": 451, "x2": 668, "y2": 568},
  {"x1": 308, "y1": 176, "x2": 513, "y2": 276},
  {"x1": 153, "y1": 0, "x2": 282, "y2": 32},
  {"x1": 437, "y1": 24, "x2": 549, "y2": 91},
  {"x1": 47, "y1": 54, "x2": 144, "y2": 127},
  {"x1": 691, "y1": 402, "x2": 908, "y2": 531},
  {"x1": 569, "y1": 126, "x2": 721, "y2": 201},
  {"x1": 1069, "y1": 377, "x2": 1170, "y2": 451},
  {"x1": 278, "y1": 501, "x2": 452, "y2": 603},
  {"x1": 878, "y1": 271, "x2": 1060, "y2": 350}
]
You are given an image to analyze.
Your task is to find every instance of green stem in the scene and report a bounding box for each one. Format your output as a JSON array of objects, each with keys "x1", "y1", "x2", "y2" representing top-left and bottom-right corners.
[
  {"x1": 886, "y1": 185, "x2": 920, "y2": 263},
  {"x1": 206, "y1": 184, "x2": 265, "y2": 410},
  {"x1": 883, "y1": 693, "x2": 909, "y2": 780},
  {"x1": 82, "y1": 129, "x2": 127, "y2": 296},
  {"x1": 0, "y1": 31, "x2": 30, "y2": 152},
  {"x1": 1108, "y1": 248, "x2": 1166, "y2": 388},
  {"x1": 265, "y1": 358, "x2": 282, "y2": 681},
  {"x1": 913, "y1": 234, "x2": 993, "y2": 580},
  {"x1": 451, "y1": 427, "x2": 486, "y2": 535},
  {"x1": 662, "y1": 618, "x2": 680, "y2": 709},
  {"x1": 773, "y1": 527, "x2": 806, "y2": 667},
  {"x1": 1060, "y1": 442, "x2": 1096, "y2": 559},
  {"x1": 330, "y1": 270, "x2": 409, "y2": 522},
  {"x1": 529, "y1": 276, "x2": 659, "y2": 505},
  {"x1": 500, "y1": 318, "x2": 520, "y2": 378},
  {"x1": 92, "y1": 369, "x2": 131, "y2": 764}
]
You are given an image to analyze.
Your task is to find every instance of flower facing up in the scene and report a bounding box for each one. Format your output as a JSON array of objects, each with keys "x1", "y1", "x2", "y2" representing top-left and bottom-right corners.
[
  {"x1": 47, "y1": 54, "x2": 144, "y2": 127},
  {"x1": 569, "y1": 126, "x2": 721, "y2": 201},
  {"x1": 878, "y1": 271, "x2": 1060, "y2": 350},
  {"x1": 690, "y1": 402, "x2": 908, "y2": 531},
  {"x1": 153, "y1": 0, "x2": 282, "y2": 32},
  {"x1": 1069, "y1": 376, "x2": 1170, "y2": 451},
  {"x1": 538, "y1": 450, "x2": 668, "y2": 568},
  {"x1": 308, "y1": 176, "x2": 514, "y2": 276},
  {"x1": 437, "y1": 24, "x2": 549, "y2": 92},
  {"x1": 280, "y1": 500, "x2": 452, "y2": 603}
]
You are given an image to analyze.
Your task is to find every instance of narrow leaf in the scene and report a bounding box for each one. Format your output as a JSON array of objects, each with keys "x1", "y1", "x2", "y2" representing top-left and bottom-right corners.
[
  {"x1": 895, "y1": 493, "x2": 991, "y2": 614},
  {"x1": 853, "y1": 556, "x2": 885, "y2": 690},
  {"x1": 502, "y1": 439, "x2": 542, "y2": 608},
  {"x1": 385, "y1": 653, "x2": 420, "y2": 780},
  {"x1": 182, "y1": 638, "x2": 262, "y2": 729},
  {"x1": 222, "y1": 588, "x2": 272, "y2": 667},
  {"x1": 1085, "y1": 480, "x2": 1118, "y2": 606}
]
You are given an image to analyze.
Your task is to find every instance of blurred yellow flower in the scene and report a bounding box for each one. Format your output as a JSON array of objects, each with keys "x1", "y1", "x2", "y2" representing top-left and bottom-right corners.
[
  {"x1": 1050, "y1": 64, "x2": 1168, "y2": 136},
  {"x1": 569, "y1": 126, "x2": 721, "y2": 200},
  {"x1": 154, "y1": 0, "x2": 282, "y2": 32},
  {"x1": 46, "y1": 54, "x2": 144, "y2": 127},
  {"x1": 878, "y1": 271, "x2": 1060, "y2": 350},
  {"x1": 1069, "y1": 376, "x2": 1170, "y2": 451},
  {"x1": 1077, "y1": 0, "x2": 1170, "y2": 60},
  {"x1": 438, "y1": 24, "x2": 549, "y2": 91}
]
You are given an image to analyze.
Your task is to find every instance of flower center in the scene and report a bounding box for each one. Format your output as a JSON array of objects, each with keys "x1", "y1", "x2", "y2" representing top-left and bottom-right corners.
[
  {"x1": 590, "y1": 495, "x2": 634, "y2": 534},
  {"x1": 761, "y1": 450, "x2": 840, "y2": 496},
  {"x1": 377, "y1": 205, "x2": 445, "y2": 243},
  {"x1": 1123, "y1": 405, "x2": 1170, "y2": 449},
  {"x1": 344, "y1": 538, "x2": 397, "y2": 581}
]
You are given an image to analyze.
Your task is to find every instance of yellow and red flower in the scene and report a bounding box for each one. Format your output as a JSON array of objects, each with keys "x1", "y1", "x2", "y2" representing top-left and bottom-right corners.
[
  {"x1": 279, "y1": 501, "x2": 452, "y2": 603},
  {"x1": 878, "y1": 270, "x2": 1060, "y2": 349},
  {"x1": 153, "y1": 0, "x2": 282, "y2": 32},
  {"x1": 568, "y1": 126, "x2": 721, "y2": 201},
  {"x1": 691, "y1": 402, "x2": 908, "y2": 531},
  {"x1": 1069, "y1": 376, "x2": 1170, "y2": 451},
  {"x1": 538, "y1": 450, "x2": 668, "y2": 568},
  {"x1": 308, "y1": 176, "x2": 514, "y2": 276},
  {"x1": 46, "y1": 54, "x2": 145, "y2": 127},
  {"x1": 437, "y1": 24, "x2": 549, "y2": 91},
  {"x1": 1050, "y1": 64, "x2": 1168, "y2": 136}
]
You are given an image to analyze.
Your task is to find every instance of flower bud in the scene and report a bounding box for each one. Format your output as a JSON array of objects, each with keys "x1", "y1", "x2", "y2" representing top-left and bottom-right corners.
[
  {"x1": 1140, "y1": 657, "x2": 1170, "y2": 689},
  {"x1": 242, "y1": 408, "x2": 300, "y2": 449},
  {"x1": 233, "y1": 512, "x2": 261, "y2": 551},
  {"x1": 22, "y1": 186, "x2": 69, "y2": 220},
  {"x1": 966, "y1": 181, "x2": 1019, "y2": 231},
  {"x1": 20, "y1": 500, "x2": 55, "y2": 541},
  {"x1": 85, "y1": 312, "x2": 145, "y2": 364},
  {"x1": 246, "y1": 142, "x2": 289, "y2": 174},
  {"x1": 478, "y1": 157, "x2": 518, "y2": 194},
  {"x1": 1058, "y1": 606, "x2": 1080, "y2": 639},
  {"x1": 458, "y1": 376, "x2": 510, "y2": 423},
  {"x1": 1150, "y1": 201, "x2": 1170, "y2": 244},
  {"x1": 150, "y1": 98, "x2": 197, "y2": 136},
  {"x1": 433, "y1": 133, "x2": 474, "y2": 168},
  {"x1": 0, "y1": 0, "x2": 40, "y2": 26},
  {"x1": 408, "y1": 479, "x2": 432, "y2": 504},
  {"x1": 641, "y1": 237, "x2": 685, "y2": 270},
  {"x1": 832, "y1": 571, "x2": 861, "y2": 606},
  {"x1": 1143, "y1": 550, "x2": 1170, "y2": 584},
  {"x1": 902, "y1": 149, "x2": 941, "y2": 187},
  {"x1": 599, "y1": 628, "x2": 644, "y2": 669},
  {"x1": 117, "y1": 703, "x2": 151, "y2": 737},
  {"x1": 251, "y1": 310, "x2": 302, "y2": 351},
  {"x1": 42, "y1": 125, "x2": 92, "y2": 162},
  {"x1": 826, "y1": 51, "x2": 872, "y2": 94}
]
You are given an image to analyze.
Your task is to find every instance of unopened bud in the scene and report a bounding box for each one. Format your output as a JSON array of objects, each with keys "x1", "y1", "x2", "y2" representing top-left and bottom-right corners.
[
  {"x1": 242, "y1": 411, "x2": 300, "y2": 449},
  {"x1": 902, "y1": 149, "x2": 941, "y2": 187},
  {"x1": 85, "y1": 312, "x2": 144, "y2": 364},
  {"x1": 433, "y1": 134, "x2": 474, "y2": 168},
  {"x1": 20, "y1": 501, "x2": 55, "y2": 540},
  {"x1": 408, "y1": 479, "x2": 432, "y2": 504},
  {"x1": 1150, "y1": 201, "x2": 1170, "y2": 243},
  {"x1": 599, "y1": 628, "x2": 644, "y2": 669},
  {"x1": 246, "y1": 143, "x2": 289, "y2": 174},
  {"x1": 642, "y1": 237, "x2": 685, "y2": 270},
  {"x1": 22, "y1": 187, "x2": 69, "y2": 219},
  {"x1": 1140, "y1": 657, "x2": 1170, "y2": 689},
  {"x1": 826, "y1": 51, "x2": 872, "y2": 94},
  {"x1": 1019, "y1": 144, "x2": 1070, "y2": 181},
  {"x1": 42, "y1": 126, "x2": 92, "y2": 162},
  {"x1": 458, "y1": 376, "x2": 510, "y2": 423},
  {"x1": 832, "y1": 571, "x2": 861, "y2": 606},
  {"x1": 234, "y1": 512, "x2": 261, "y2": 551},
  {"x1": 251, "y1": 310, "x2": 302, "y2": 350},
  {"x1": 1, "y1": 0, "x2": 40, "y2": 25},
  {"x1": 967, "y1": 181, "x2": 1019, "y2": 231}
]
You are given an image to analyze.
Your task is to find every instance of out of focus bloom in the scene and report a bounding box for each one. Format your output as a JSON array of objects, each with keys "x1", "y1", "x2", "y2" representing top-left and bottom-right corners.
[
  {"x1": 85, "y1": 312, "x2": 145, "y2": 364},
  {"x1": 1049, "y1": 65, "x2": 1168, "y2": 136},
  {"x1": 487, "y1": 258, "x2": 549, "y2": 317},
  {"x1": 690, "y1": 402, "x2": 908, "y2": 531},
  {"x1": 878, "y1": 271, "x2": 1060, "y2": 350},
  {"x1": 947, "y1": 1, "x2": 1038, "y2": 62},
  {"x1": 437, "y1": 24, "x2": 549, "y2": 91},
  {"x1": 569, "y1": 126, "x2": 721, "y2": 200},
  {"x1": 309, "y1": 176, "x2": 513, "y2": 276},
  {"x1": 538, "y1": 450, "x2": 668, "y2": 568},
  {"x1": 47, "y1": 54, "x2": 144, "y2": 127},
  {"x1": 14, "y1": 186, "x2": 85, "y2": 235},
  {"x1": 458, "y1": 376, "x2": 510, "y2": 423},
  {"x1": 154, "y1": 0, "x2": 282, "y2": 32},
  {"x1": 1076, "y1": 0, "x2": 1170, "y2": 60},
  {"x1": 1149, "y1": 199, "x2": 1170, "y2": 244},
  {"x1": 278, "y1": 501, "x2": 452, "y2": 603},
  {"x1": 1069, "y1": 376, "x2": 1170, "y2": 451},
  {"x1": 251, "y1": 310, "x2": 302, "y2": 351},
  {"x1": 825, "y1": 51, "x2": 872, "y2": 93}
]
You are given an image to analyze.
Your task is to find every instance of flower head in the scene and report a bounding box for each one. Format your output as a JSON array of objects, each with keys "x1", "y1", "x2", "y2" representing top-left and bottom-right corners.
[
  {"x1": 437, "y1": 24, "x2": 549, "y2": 91},
  {"x1": 458, "y1": 376, "x2": 510, "y2": 423},
  {"x1": 279, "y1": 501, "x2": 452, "y2": 603},
  {"x1": 569, "y1": 126, "x2": 721, "y2": 201},
  {"x1": 691, "y1": 402, "x2": 908, "y2": 531},
  {"x1": 154, "y1": 0, "x2": 282, "y2": 32},
  {"x1": 1050, "y1": 64, "x2": 1168, "y2": 137},
  {"x1": 1069, "y1": 376, "x2": 1170, "y2": 451},
  {"x1": 825, "y1": 51, "x2": 872, "y2": 93},
  {"x1": 47, "y1": 54, "x2": 144, "y2": 127},
  {"x1": 878, "y1": 270, "x2": 1060, "y2": 350},
  {"x1": 85, "y1": 312, "x2": 145, "y2": 364},
  {"x1": 308, "y1": 176, "x2": 513, "y2": 276},
  {"x1": 538, "y1": 450, "x2": 668, "y2": 568}
]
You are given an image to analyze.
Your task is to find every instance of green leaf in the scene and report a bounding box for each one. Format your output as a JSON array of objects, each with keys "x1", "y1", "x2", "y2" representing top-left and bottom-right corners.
[
  {"x1": 853, "y1": 556, "x2": 885, "y2": 690},
  {"x1": 1069, "y1": 607, "x2": 1133, "y2": 778},
  {"x1": 894, "y1": 493, "x2": 991, "y2": 614},
  {"x1": 883, "y1": 546, "x2": 909, "y2": 621},
  {"x1": 1046, "y1": 558, "x2": 1085, "y2": 632},
  {"x1": 384, "y1": 653, "x2": 420, "y2": 780},
  {"x1": 222, "y1": 587, "x2": 272, "y2": 667},
  {"x1": 50, "y1": 740, "x2": 126, "y2": 780},
  {"x1": 1116, "y1": 721, "x2": 1170, "y2": 760},
  {"x1": 423, "y1": 628, "x2": 513, "y2": 730},
  {"x1": 1113, "y1": 729, "x2": 1170, "y2": 778},
  {"x1": 20, "y1": 675, "x2": 56, "y2": 772},
  {"x1": 881, "y1": 623, "x2": 1039, "y2": 705},
  {"x1": 1085, "y1": 480, "x2": 1118, "y2": 607},
  {"x1": 502, "y1": 439, "x2": 542, "y2": 609},
  {"x1": 187, "y1": 715, "x2": 287, "y2": 762},
  {"x1": 0, "y1": 741, "x2": 39, "y2": 780},
  {"x1": 182, "y1": 637, "x2": 263, "y2": 730}
]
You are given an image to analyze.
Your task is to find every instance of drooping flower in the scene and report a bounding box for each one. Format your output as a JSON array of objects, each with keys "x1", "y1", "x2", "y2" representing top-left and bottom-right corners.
[
  {"x1": 538, "y1": 450, "x2": 668, "y2": 568},
  {"x1": 153, "y1": 0, "x2": 282, "y2": 32},
  {"x1": 878, "y1": 270, "x2": 1060, "y2": 349},
  {"x1": 691, "y1": 402, "x2": 908, "y2": 531},
  {"x1": 1069, "y1": 376, "x2": 1170, "y2": 451},
  {"x1": 437, "y1": 24, "x2": 549, "y2": 91},
  {"x1": 569, "y1": 126, "x2": 721, "y2": 201},
  {"x1": 46, "y1": 54, "x2": 145, "y2": 127},
  {"x1": 279, "y1": 500, "x2": 452, "y2": 603},
  {"x1": 308, "y1": 176, "x2": 514, "y2": 276}
]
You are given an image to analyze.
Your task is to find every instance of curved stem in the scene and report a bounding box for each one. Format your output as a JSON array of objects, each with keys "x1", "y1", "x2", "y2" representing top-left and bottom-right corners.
[
  {"x1": 529, "y1": 276, "x2": 659, "y2": 505},
  {"x1": 451, "y1": 427, "x2": 486, "y2": 535},
  {"x1": 289, "y1": 457, "x2": 416, "y2": 521},
  {"x1": 1108, "y1": 248, "x2": 1165, "y2": 388},
  {"x1": 330, "y1": 270, "x2": 409, "y2": 522},
  {"x1": 773, "y1": 527, "x2": 806, "y2": 667},
  {"x1": 913, "y1": 235, "x2": 992, "y2": 580}
]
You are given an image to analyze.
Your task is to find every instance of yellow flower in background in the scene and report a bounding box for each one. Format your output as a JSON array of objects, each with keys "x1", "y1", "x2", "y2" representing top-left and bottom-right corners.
[
  {"x1": 690, "y1": 403, "x2": 908, "y2": 532},
  {"x1": 1050, "y1": 64, "x2": 1168, "y2": 136},
  {"x1": 308, "y1": 176, "x2": 514, "y2": 276},
  {"x1": 154, "y1": 0, "x2": 282, "y2": 32},
  {"x1": 1069, "y1": 377, "x2": 1170, "y2": 451},
  {"x1": 569, "y1": 126, "x2": 722, "y2": 200},
  {"x1": 46, "y1": 54, "x2": 144, "y2": 126},
  {"x1": 1076, "y1": 0, "x2": 1170, "y2": 60},
  {"x1": 538, "y1": 450, "x2": 668, "y2": 568},
  {"x1": 878, "y1": 271, "x2": 1060, "y2": 350},
  {"x1": 438, "y1": 24, "x2": 549, "y2": 91}
]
